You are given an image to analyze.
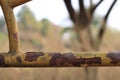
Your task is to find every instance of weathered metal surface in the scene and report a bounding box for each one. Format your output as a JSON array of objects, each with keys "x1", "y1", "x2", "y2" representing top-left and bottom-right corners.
[
  {"x1": 0, "y1": 0, "x2": 119, "y2": 67},
  {"x1": 0, "y1": 0, "x2": 31, "y2": 8},
  {"x1": 10, "y1": 0, "x2": 31, "y2": 8},
  {"x1": 0, "y1": 52, "x2": 120, "y2": 67},
  {"x1": 0, "y1": 0, "x2": 31, "y2": 54}
]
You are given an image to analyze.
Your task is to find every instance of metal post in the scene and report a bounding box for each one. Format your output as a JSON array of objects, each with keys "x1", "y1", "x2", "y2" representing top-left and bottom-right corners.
[{"x1": 0, "y1": 0, "x2": 31, "y2": 54}]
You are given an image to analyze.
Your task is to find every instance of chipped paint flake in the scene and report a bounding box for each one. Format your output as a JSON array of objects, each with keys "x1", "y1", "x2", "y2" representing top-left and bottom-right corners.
[
  {"x1": 107, "y1": 52, "x2": 120, "y2": 64},
  {"x1": 16, "y1": 55, "x2": 22, "y2": 63},
  {"x1": 49, "y1": 53, "x2": 102, "y2": 67},
  {"x1": 13, "y1": 32, "x2": 18, "y2": 42},
  {"x1": 0, "y1": 55, "x2": 5, "y2": 66},
  {"x1": 24, "y1": 52, "x2": 45, "y2": 62}
]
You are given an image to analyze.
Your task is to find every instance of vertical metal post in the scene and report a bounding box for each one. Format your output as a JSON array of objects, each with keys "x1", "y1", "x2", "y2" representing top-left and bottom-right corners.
[{"x1": 0, "y1": 0, "x2": 31, "y2": 54}]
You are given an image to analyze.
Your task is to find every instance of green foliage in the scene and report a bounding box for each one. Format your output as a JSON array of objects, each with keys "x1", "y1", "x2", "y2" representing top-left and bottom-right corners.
[
  {"x1": 0, "y1": 17, "x2": 5, "y2": 32},
  {"x1": 92, "y1": 15, "x2": 102, "y2": 27},
  {"x1": 40, "y1": 19, "x2": 50, "y2": 37},
  {"x1": 17, "y1": 6, "x2": 51, "y2": 37},
  {"x1": 0, "y1": 33, "x2": 4, "y2": 38},
  {"x1": 41, "y1": 18, "x2": 49, "y2": 23},
  {"x1": 17, "y1": 5, "x2": 37, "y2": 29},
  {"x1": 61, "y1": 27, "x2": 77, "y2": 39},
  {"x1": 29, "y1": 39, "x2": 43, "y2": 49},
  {"x1": 0, "y1": 32, "x2": 7, "y2": 41},
  {"x1": 60, "y1": 27, "x2": 74, "y2": 36}
]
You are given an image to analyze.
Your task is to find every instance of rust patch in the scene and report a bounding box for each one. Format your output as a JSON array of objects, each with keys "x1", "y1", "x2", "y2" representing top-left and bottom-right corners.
[
  {"x1": 72, "y1": 57, "x2": 101, "y2": 66},
  {"x1": 63, "y1": 53, "x2": 76, "y2": 59},
  {"x1": 49, "y1": 53, "x2": 67, "y2": 66},
  {"x1": 24, "y1": 52, "x2": 45, "y2": 62},
  {"x1": 0, "y1": 55, "x2": 9, "y2": 67},
  {"x1": 16, "y1": 56, "x2": 22, "y2": 63},
  {"x1": 49, "y1": 53, "x2": 101, "y2": 67},
  {"x1": 107, "y1": 52, "x2": 120, "y2": 64},
  {"x1": 13, "y1": 32, "x2": 18, "y2": 42},
  {"x1": 0, "y1": 55, "x2": 5, "y2": 66}
]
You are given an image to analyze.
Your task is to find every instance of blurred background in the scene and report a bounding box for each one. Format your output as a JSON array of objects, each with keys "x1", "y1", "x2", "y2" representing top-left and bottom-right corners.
[{"x1": 0, "y1": 0, "x2": 120, "y2": 80}]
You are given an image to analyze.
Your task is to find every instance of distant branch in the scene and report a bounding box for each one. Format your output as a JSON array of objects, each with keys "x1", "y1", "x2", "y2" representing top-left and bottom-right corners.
[
  {"x1": 64, "y1": 0, "x2": 76, "y2": 22},
  {"x1": 99, "y1": 0, "x2": 117, "y2": 38},
  {"x1": 79, "y1": 0, "x2": 86, "y2": 14},
  {"x1": 78, "y1": 0, "x2": 89, "y2": 26},
  {"x1": 95, "y1": 0, "x2": 117, "y2": 50},
  {"x1": 90, "y1": 0, "x2": 103, "y2": 15},
  {"x1": 104, "y1": 0, "x2": 117, "y2": 21},
  {"x1": 90, "y1": 0, "x2": 93, "y2": 9}
]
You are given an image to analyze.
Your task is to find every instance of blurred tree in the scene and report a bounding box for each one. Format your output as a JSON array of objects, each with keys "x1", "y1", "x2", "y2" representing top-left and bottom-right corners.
[
  {"x1": 40, "y1": 19, "x2": 50, "y2": 37},
  {"x1": 17, "y1": 5, "x2": 37, "y2": 29},
  {"x1": 64, "y1": 0, "x2": 116, "y2": 51},
  {"x1": 63, "y1": 0, "x2": 117, "y2": 80}
]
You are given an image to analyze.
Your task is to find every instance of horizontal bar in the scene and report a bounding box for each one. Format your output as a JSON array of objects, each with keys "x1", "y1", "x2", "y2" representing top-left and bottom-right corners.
[
  {"x1": 0, "y1": 52, "x2": 120, "y2": 67},
  {"x1": 10, "y1": 0, "x2": 31, "y2": 8},
  {"x1": 0, "y1": 0, "x2": 31, "y2": 8}
]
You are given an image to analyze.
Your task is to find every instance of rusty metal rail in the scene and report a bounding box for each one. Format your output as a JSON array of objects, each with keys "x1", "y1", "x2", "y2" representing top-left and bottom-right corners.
[
  {"x1": 0, "y1": 52, "x2": 120, "y2": 67},
  {"x1": 0, "y1": 0, "x2": 120, "y2": 67}
]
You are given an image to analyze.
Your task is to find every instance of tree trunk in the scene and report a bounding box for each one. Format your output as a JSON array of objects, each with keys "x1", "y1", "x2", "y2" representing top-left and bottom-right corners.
[{"x1": 74, "y1": 24, "x2": 97, "y2": 80}]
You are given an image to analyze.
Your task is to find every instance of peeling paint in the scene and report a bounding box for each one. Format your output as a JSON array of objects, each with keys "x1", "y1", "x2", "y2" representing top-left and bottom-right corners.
[
  {"x1": 107, "y1": 52, "x2": 120, "y2": 64},
  {"x1": 13, "y1": 32, "x2": 18, "y2": 42},
  {"x1": 16, "y1": 55, "x2": 22, "y2": 63},
  {"x1": 49, "y1": 53, "x2": 67, "y2": 66},
  {"x1": 63, "y1": 53, "x2": 76, "y2": 59},
  {"x1": 49, "y1": 53, "x2": 101, "y2": 67},
  {"x1": 24, "y1": 52, "x2": 45, "y2": 62},
  {"x1": 0, "y1": 55, "x2": 5, "y2": 66},
  {"x1": 0, "y1": 52, "x2": 119, "y2": 67}
]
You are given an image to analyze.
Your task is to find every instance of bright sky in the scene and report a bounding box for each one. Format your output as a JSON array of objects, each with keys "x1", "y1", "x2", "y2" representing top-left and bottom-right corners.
[{"x1": 0, "y1": 0, "x2": 120, "y2": 30}]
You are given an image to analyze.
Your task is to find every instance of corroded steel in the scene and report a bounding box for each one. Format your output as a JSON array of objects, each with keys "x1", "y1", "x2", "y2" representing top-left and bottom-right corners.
[
  {"x1": 0, "y1": 0, "x2": 119, "y2": 67},
  {"x1": 0, "y1": 52, "x2": 120, "y2": 67},
  {"x1": 0, "y1": 0, "x2": 31, "y2": 54}
]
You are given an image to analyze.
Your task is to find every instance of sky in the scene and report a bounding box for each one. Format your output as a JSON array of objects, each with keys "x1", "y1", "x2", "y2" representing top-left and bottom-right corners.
[{"x1": 0, "y1": 0, "x2": 120, "y2": 30}]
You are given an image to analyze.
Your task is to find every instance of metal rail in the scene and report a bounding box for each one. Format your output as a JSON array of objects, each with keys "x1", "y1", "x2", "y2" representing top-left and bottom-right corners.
[
  {"x1": 0, "y1": 52, "x2": 120, "y2": 67},
  {"x1": 0, "y1": 0, "x2": 120, "y2": 67}
]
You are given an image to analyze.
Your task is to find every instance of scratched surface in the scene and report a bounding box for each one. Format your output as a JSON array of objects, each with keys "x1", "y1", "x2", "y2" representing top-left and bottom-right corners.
[{"x1": 0, "y1": 52, "x2": 120, "y2": 67}]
